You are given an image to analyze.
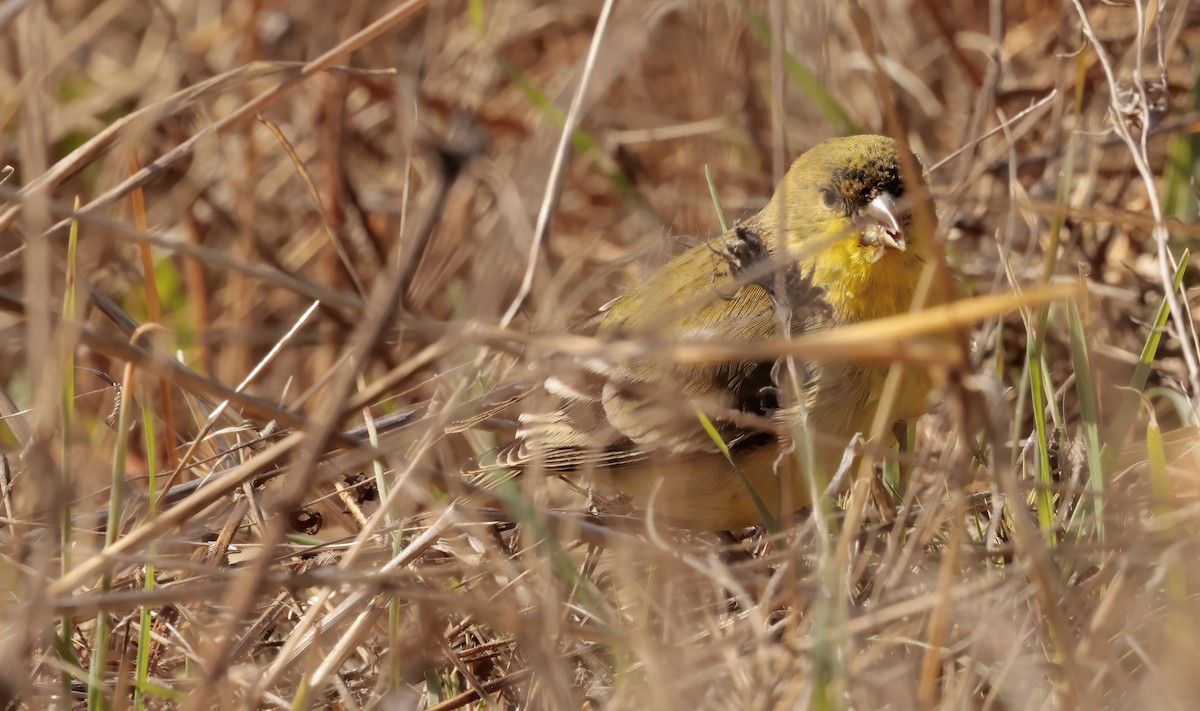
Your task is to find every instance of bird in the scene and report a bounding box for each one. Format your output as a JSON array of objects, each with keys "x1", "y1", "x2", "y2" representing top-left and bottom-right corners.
[{"x1": 490, "y1": 134, "x2": 954, "y2": 531}]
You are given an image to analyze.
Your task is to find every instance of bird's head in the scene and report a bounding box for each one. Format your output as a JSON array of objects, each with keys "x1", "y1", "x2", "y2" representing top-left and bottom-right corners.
[{"x1": 766, "y1": 134, "x2": 934, "y2": 266}]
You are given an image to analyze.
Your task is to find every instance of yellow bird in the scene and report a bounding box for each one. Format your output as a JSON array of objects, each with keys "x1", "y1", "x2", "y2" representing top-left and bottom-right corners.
[{"x1": 495, "y1": 134, "x2": 953, "y2": 530}]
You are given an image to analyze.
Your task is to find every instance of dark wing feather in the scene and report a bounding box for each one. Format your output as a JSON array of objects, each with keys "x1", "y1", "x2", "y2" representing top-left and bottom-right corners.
[{"x1": 488, "y1": 225, "x2": 830, "y2": 479}]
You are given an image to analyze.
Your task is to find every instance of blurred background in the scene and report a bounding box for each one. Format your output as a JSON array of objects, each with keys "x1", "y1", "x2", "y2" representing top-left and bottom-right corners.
[{"x1": 1, "y1": 0, "x2": 1199, "y2": 708}]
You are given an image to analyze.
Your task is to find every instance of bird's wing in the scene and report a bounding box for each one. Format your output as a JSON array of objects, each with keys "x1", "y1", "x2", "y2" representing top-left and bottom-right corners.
[
  {"x1": 491, "y1": 355, "x2": 777, "y2": 474},
  {"x1": 490, "y1": 226, "x2": 829, "y2": 478},
  {"x1": 490, "y1": 355, "x2": 783, "y2": 477}
]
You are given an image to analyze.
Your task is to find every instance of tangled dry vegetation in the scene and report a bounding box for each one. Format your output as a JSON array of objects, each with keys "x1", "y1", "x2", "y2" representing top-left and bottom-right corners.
[{"x1": 1, "y1": 0, "x2": 1200, "y2": 708}]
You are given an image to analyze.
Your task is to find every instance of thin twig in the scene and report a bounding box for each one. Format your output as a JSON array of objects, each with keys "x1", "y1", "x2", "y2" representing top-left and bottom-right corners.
[
  {"x1": 499, "y1": 0, "x2": 618, "y2": 328},
  {"x1": 1069, "y1": 0, "x2": 1200, "y2": 400}
]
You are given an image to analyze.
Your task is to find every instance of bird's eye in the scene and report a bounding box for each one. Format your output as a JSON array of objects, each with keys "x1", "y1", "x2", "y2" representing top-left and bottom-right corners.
[{"x1": 820, "y1": 188, "x2": 839, "y2": 210}]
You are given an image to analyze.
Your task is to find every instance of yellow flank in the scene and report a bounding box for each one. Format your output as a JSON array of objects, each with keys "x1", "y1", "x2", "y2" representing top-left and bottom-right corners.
[{"x1": 502, "y1": 134, "x2": 956, "y2": 530}]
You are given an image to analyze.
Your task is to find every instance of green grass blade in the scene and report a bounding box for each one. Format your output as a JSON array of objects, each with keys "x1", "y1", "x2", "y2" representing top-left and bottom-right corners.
[
  {"x1": 1027, "y1": 336, "x2": 1057, "y2": 543},
  {"x1": 1162, "y1": 59, "x2": 1200, "y2": 220},
  {"x1": 704, "y1": 165, "x2": 730, "y2": 232},
  {"x1": 1101, "y1": 249, "x2": 1190, "y2": 473},
  {"x1": 134, "y1": 396, "x2": 159, "y2": 711},
  {"x1": 1066, "y1": 298, "x2": 1104, "y2": 538},
  {"x1": 695, "y1": 408, "x2": 779, "y2": 532},
  {"x1": 503, "y1": 60, "x2": 637, "y2": 198},
  {"x1": 61, "y1": 196, "x2": 81, "y2": 703},
  {"x1": 468, "y1": 0, "x2": 485, "y2": 34},
  {"x1": 739, "y1": 2, "x2": 859, "y2": 134}
]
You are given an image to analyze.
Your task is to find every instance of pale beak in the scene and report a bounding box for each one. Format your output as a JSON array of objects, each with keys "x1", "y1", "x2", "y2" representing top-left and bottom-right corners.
[{"x1": 862, "y1": 192, "x2": 906, "y2": 252}]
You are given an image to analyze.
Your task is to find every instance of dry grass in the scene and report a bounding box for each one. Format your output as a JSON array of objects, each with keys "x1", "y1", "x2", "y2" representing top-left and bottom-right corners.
[{"x1": 1, "y1": 0, "x2": 1199, "y2": 708}]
